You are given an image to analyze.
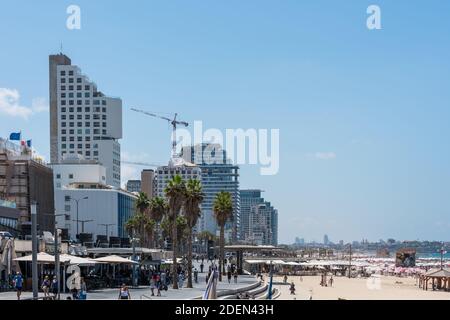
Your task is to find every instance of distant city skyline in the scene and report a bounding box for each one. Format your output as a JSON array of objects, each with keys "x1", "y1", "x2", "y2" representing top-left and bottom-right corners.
[{"x1": 1, "y1": 1, "x2": 450, "y2": 243}]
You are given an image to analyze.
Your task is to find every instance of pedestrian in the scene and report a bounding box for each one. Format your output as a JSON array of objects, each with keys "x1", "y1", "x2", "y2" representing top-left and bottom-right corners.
[
  {"x1": 51, "y1": 276, "x2": 58, "y2": 300},
  {"x1": 79, "y1": 278, "x2": 87, "y2": 300},
  {"x1": 233, "y1": 270, "x2": 238, "y2": 284},
  {"x1": 150, "y1": 273, "x2": 157, "y2": 296},
  {"x1": 178, "y1": 272, "x2": 184, "y2": 288},
  {"x1": 13, "y1": 272, "x2": 23, "y2": 300},
  {"x1": 194, "y1": 268, "x2": 199, "y2": 284},
  {"x1": 118, "y1": 284, "x2": 131, "y2": 300},
  {"x1": 200, "y1": 262, "x2": 204, "y2": 273},
  {"x1": 290, "y1": 282, "x2": 296, "y2": 295},
  {"x1": 206, "y1": 270, "x2": 211, "y2": 284},
  {"x1": 227, "y1": 267, "x2": 232, "y2": 284},
  {"x1": 156, "y1": 274, "x2": 162, "y2": 296},
  {"x1": 329, "y1": 276, "x2": 334, "y2": 287},
  {"x1": 41, "y1": 276, "x2": 50, "y2": 298},
  {"x1": 283, "y1": 275, "x2": 288, "y2": 284}
]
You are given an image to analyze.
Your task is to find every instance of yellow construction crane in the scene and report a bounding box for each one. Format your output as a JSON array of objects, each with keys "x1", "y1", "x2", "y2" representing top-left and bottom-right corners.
[{"x1": 130, "y1": 108, "x2": 189, "y2": 159}]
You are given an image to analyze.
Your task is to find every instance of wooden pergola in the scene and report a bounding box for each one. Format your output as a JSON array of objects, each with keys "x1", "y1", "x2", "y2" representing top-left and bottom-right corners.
[{"x1": 419, "y1": 268, "x2": 450, "y2": 291}]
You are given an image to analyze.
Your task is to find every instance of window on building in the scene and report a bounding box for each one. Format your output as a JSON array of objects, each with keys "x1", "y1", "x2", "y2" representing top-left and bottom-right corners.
[
  {"x1": 77, "y1": 78, "x2": 82, "y2": 83},
  {"x1": 77, "y1": 122, "x2": 82, "y2": 127},
  {"x1": 69, "y1": 100, "x2": 74, "y2": 106},
  {"x1": 85, "y1": 114, "x2": 90, "y2": 120},
  {"x1": 85, "y1": 100, "x2": 90, "y2": 105},
  {"x1": 61, "y1": 107, "x2": 66, "y2": 112},
  {"x1": 69, "y1": 122, "x2": 74, "y2": 127},
  {"x1": 77, "y1": 114, "x2": 82, "y2": 120},
  {"x1": 77, "y1": 144, "x2": 82, "y2": 149},
  {"x1": 62, "y1": 144, "x2": 66, "y2": 149},
  {"x1": 85, "y1": 92, "x2": 90, "y2": 98},
  {"x1": 61, "y1": 129, "x2": 66, "y2": 134},
  {"x1": 77, "y1": 137, "x2": 82, "y2": 142},
  {"x1": 69, "y1": 70, "x2": 74, "y2": 76},
  {"x1": 61, "y1": 85, "x2": 66, "y2": 91},
  {"x1": 61, "y1": 100, "x2": 66, "y2": 106},
  {"x1": 85, "y1": 85, "x2": 90, "y2": 90},
  {"x1": 60, "y1": 71, "x2": 66, "y2": 76},
  {"x1": 69, "y1": 174, "x2": 74, "y2": 179},
  {"x1": 69, "y1": 78, "x2": 74, "y2": 83},
  {"x1": 69, "y1": 129, "x2": 74, "y2": 134},
  {"x1": 85, "y1": 107, "x2": 90, "y2": 112},
  {"x1": 77, "y1": 129, "x2": 82, "y2": 135},
  {"x1": 61, "y1": 122, "x2": 66, "y2": 127},
  {"x1": 69, "y1": 137, "x2": 74, "y2": 142},
  {"x1": 77, "y1": 92, "x2": 82, "y2": 98},
  {"x1": 65, "y1": 205, "x2": 71, "y2": 212},
  {"x1": 69, "y1": 92, "x2": 74, "y2": 98},
  {"x1": 85, "y1": 129, "x2": 90, "y2": 134},
  {"x1": 61, "y1": 137, "x2": 66, "y2": 142},
  {"x1": 69, "y1": 144, "x2": 74, "y2": 149},
  {"x1": 102, "y1": 129, "x2": 107, "y2": 135},
  {"x1": 77, "y1": 85, "x2": 82, "y2": 91},
  {"x1": 61, "y1": 78, "x2": 66, "y2": 83},
  {"x1": 85, "y1": 151, "x2": 91, "y2": 156},
  {"x1": 102, "y1": 100, "x2": 106, "y2": 106},
  {"x1": 85, "y1": 122, "x2": 90, "y2": 127},
  {"x1": 94, "y1": 100, "x2": 100, "y2": 105},
  {"x1": 69, "y1": 107, "x2": 74, "y2": 112},
  {"x1": 61, "y1": 115, "x2": 66, "y2": 120},
  {"x1": 69, "y1": 85, "x2": 74, "y2": 90},
  {"x1": 69, "y1": 115, "x2": 74, "y2": 120}
]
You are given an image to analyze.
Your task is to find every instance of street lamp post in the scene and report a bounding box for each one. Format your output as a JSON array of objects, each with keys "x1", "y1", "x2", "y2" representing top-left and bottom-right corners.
[
  {"x1": 70, "y1": 196, "x2": 88, "y2": 238},
  {"x1": 348, "y1": 244, "x2": 352, "y2": 279},
  {"x1": 30, "y1": 202, "x2": 38, "y2": 299}
]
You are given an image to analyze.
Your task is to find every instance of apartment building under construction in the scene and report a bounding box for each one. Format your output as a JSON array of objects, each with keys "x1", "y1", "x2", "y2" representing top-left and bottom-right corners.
[{"x1": 0, "y1": 138, "x2": 55, "y2": 235}]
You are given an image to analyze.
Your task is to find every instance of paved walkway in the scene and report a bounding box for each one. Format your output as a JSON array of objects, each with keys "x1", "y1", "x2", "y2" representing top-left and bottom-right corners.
[{"x1": 0, "y1": 262, "x2": 258, "y2": 300}]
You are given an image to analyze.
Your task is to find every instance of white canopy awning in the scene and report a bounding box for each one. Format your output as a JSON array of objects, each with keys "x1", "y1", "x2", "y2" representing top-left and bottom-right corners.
[
  {"x1": 91, "y1": 255, "x2": 138, "y2": 264},
  {"x1": 59, "y1": 254, "x2": 96, "y2": 266},
  {"x1": 14, "y1": 252, "x2": 71, "y2": 264}
]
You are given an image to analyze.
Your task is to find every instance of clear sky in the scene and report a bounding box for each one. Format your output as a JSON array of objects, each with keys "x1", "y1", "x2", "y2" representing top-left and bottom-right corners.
[{"x1": 1, "y1": 1, "x2": 450, "y2": 244}]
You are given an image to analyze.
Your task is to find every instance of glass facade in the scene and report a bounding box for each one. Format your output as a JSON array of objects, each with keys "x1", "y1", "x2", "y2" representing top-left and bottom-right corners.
[{"x1": 117, "y1": 192, "x2": 136, "y2": 238}]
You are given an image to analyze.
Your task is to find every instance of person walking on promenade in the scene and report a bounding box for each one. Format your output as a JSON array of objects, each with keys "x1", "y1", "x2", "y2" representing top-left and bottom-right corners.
[
  {"x1": 118, "y1": 284, "x2": 131, "y2": 300},
  {"x1": 150, "y1": 274, "x2": 156, "y2": 296},
  {"x1": 200, "y1": 262, "x2": 204, "y2": 273},
  {"x1": 290, "y1": 282, "x2": 296, "y2": 295},
  {"x1": 329, "y1": 276, "x2": 334, "y2": 287},
  {"x1": 233, "y1": 270, "x2": 238, "y2": 284},
  {"x1": 41, "y1": 276, "x2": 50, "y2": 298},
  {"x1": 51, "y1": 276, "x2": 58, "y2": 300},
  {"x1": 79, "y1": 278, "x2": 87, "y2": 300},
  {"x1": 156, "y1": 274, "x2": 162, "y2": 296},
  {"x1": 13, "y1": 272, "x2": 23, "y2": 300},
  {"x1": 227, "y1": 266, "x2": 232, "y2": 284},
  {"x1": 194, "y1": 268, "x2": 199, "y2": 284},
  {"x1": 283, "y1": 275, "x2": 288, "y2": 284}
]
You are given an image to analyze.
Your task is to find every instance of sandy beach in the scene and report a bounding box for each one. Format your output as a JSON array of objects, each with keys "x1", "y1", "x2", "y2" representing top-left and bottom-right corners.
[{"x1": 274, "y1": 275, "x2": 450, "y2": 300}]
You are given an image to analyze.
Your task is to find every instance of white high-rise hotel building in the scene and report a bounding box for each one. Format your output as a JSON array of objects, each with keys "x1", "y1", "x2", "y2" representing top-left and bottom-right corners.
[{"x1": 49, "y1": 54, "x2": 122, "y2": 187}]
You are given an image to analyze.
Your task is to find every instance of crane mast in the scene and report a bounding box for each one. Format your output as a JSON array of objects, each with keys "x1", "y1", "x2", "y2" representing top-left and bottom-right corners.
[{"x1": 130, "y1": 108, "x2": 189, "y2": 160}]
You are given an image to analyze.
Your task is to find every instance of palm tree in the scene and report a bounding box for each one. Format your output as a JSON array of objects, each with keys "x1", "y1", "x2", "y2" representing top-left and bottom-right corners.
[
  {"x1": 184, "y1": 179, "x2": 204, "y2": 288},
  {"x1": 197, "y1": 230, "x2": 216, "y2": 255},
  {"x1": 149, "y1": 196, "x2": 168, "y2": 247},
  {"x1": 164, "y1": 175, "x2": 186, "y2": 289},
  {"x1": 213, "y1": 191, "x2": 233, "y2": 281},
  {"x1": 136, "y1": 192, "x2": 150, "y2": 215}
]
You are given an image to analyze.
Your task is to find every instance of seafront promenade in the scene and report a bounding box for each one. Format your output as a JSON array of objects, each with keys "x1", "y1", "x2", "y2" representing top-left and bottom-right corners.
[{"x1": 0, "y1": 261, "x2": 260, "y2": 300}]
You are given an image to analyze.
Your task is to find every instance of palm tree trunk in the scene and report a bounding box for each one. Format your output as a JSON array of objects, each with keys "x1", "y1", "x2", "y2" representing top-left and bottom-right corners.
[
  {"x1": 187, "y1": 228, "x2": 193, "y2": 288},
  {"x1": 219, "y1": 225, "x2": 224, "y2": 282},
  {"x1": 172, "y1": 218, "x2": 179, "y2": 289}
]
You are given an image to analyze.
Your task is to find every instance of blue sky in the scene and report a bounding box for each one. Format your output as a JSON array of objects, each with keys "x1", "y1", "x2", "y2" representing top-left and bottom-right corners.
[{"x1": 1, "y1": 0, "x2": 450, "y2": 243}]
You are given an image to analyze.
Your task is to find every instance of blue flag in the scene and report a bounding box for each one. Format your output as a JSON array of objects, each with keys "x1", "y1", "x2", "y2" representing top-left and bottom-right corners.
[
  {"x1": 9, "y1": 132, "x2": 21, "y2": 141},
  {"x1": 26, "y1": 140, "x2": 32, "y2": 147}
]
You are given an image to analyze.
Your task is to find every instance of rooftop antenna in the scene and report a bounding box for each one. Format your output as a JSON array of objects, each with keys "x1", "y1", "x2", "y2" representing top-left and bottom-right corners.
[{"x1": 60, "y1": 42, "x2": 63, "y2": 55}]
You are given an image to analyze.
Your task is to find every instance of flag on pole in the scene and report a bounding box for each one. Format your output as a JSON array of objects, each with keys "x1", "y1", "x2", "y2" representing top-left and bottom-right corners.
[
  {"x1": 9, "y1": 132, "x2": 21, "y2": 141},
  {"x1": 26, "y1": 140, "x2": 32, "y2": 147},
  {"x1": 202, "y1": 266, "x2": 218, "y2": 300}
]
